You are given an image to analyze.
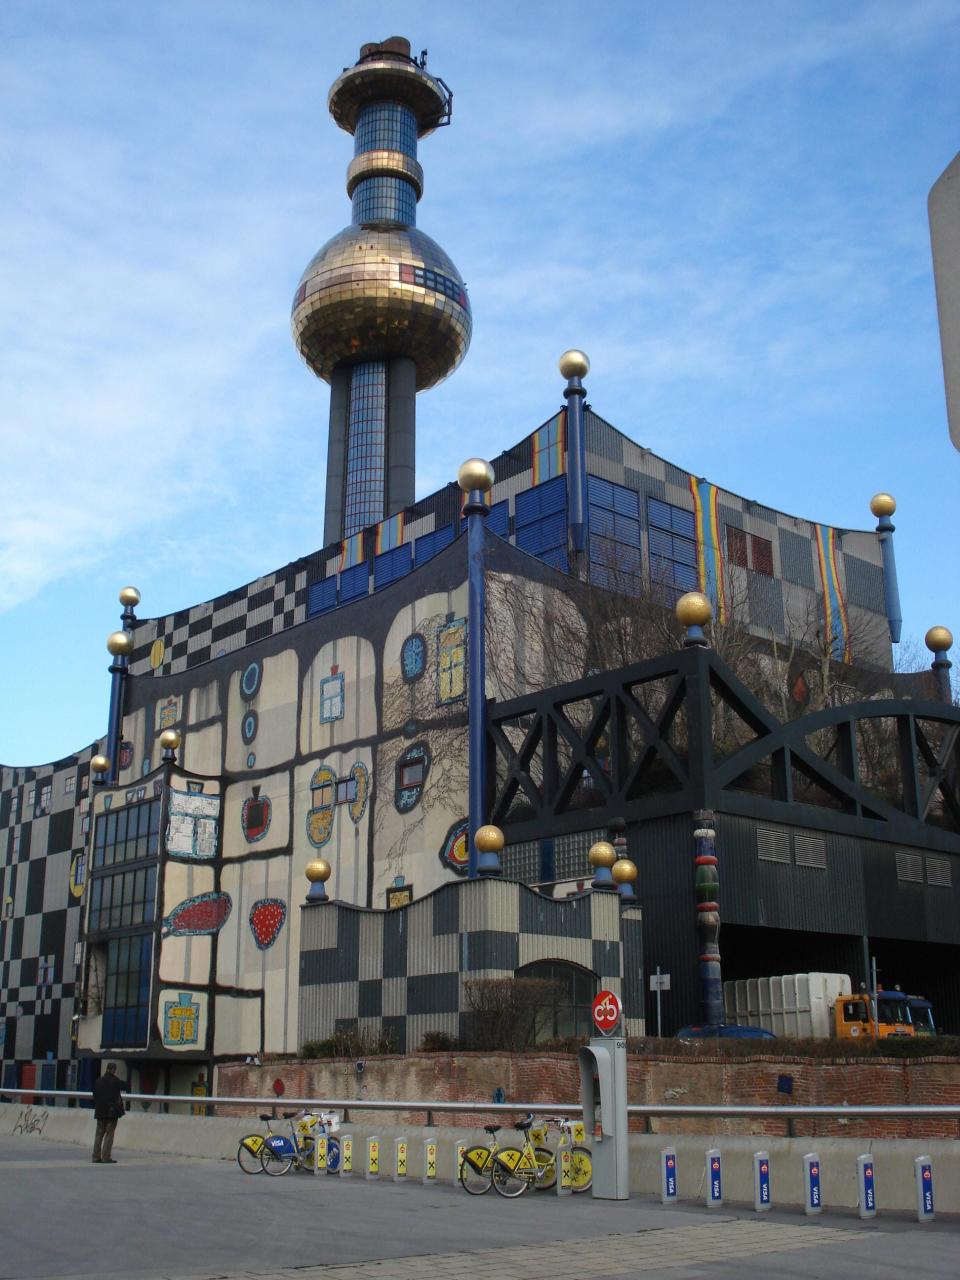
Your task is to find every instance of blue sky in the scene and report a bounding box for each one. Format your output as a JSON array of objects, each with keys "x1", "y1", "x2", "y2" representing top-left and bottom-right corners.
[{"x1": 1, "y1": 0, "x2": 957, "y2": 766}]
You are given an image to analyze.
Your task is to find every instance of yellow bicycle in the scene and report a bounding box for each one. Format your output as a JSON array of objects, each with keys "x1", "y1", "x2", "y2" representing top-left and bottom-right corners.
[{"x1": 459, "y1": 1115, "x2": 592, "y2": 1197}]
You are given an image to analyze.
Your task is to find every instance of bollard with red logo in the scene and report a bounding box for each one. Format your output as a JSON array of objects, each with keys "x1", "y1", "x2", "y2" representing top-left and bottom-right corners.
[
  {"x1": 857, "y1": 1154, "x2": 877, "y2": 1219},
  {"x1": 660, "y1": 1147, "x2": 678, "y2": 1204},
  {"x1": 753, "y1": 1151, "x2": 771, "y2": 1212},
  {"x1": 915, "y1": 1155, "x2": 935, "y2": 1222},
  {"x1": 705, "y1": 1148, "x2": 723, "y2": 1208},
  {"x1": 803, "y1": 1152, "x2": 822, "y2": 1215}
]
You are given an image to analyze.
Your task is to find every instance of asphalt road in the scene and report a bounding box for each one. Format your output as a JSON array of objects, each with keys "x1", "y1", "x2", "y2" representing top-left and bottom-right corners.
[{"x1": 1, "y1": 1133, "x2": 957, "y2": 1280}]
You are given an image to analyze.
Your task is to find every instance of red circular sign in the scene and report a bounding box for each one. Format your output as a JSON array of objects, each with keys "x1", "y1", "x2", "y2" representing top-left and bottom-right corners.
[{"x1": 591, "y1": 989, "x2": 622, "y2": 1034}]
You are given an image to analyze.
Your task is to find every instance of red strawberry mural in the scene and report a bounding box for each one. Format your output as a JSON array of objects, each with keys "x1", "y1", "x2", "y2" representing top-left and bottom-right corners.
[
  {"x1": 249, "y1": 898, "x2": 287, "y2": 950},
  {"x1": 163, "y1": 891, "x2": 232, "y2": 937}
]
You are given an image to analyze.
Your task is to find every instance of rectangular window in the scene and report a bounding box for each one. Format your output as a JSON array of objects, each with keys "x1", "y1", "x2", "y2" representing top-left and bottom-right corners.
[
  {"x1": 93, "y1": 798, "x2": 161, "y2": 869},
  {"x1": 751, "y1": 534, "x2": 774, "y2": 577},
  {"x1": 437, "y1": 619, "x2": 467, "y2": 704},
  {"x1": 26, "y1": 787, "x2": 35, "y2": 806},
  {"x1": 101, "y1": 934, "x2": 152, "y2": 1047},
  {"x1": 926, "y1": 856, "x2": 952, "y2": 888},
  {"x1": 336, "y1": 777, "x2": 358, "y2": 805},
  {"x1": 728, "y1": 524, "x2": 773, "y2": 576},
  {"x1": 64, "y1": 775, "x2": 76, "y2": 795},
  {"x1": 38, "y1": 956, "x2": 54, "y2": 987},
  {"x1": 319, "y1": 673, "x2": 345, "y2": 723},
  {"x1": 588, "y1": 475, "x2": 642, "y2": 592},
  {"x1": 313, "y1": 780, "x2": 334, "y2": 807},
  {"x1": 12, "y1": 831, "x2": 20, "y2": 856},
  {"x1": 532, "y1": 413, "x2": 565, "y2": 484},
  {"x1": 400, "y1": 759, "x2": 425, "y2": 788},
  {"x1": 726, "y1": 525, "x2": 748, "y2": 568}
]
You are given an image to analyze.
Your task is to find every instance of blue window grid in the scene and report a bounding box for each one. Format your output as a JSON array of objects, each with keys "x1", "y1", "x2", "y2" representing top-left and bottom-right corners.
[
  {"x1": 648, "y1": 496, "x2": 695, "y2": 539},
  {"x1": 413, "y1": 522, "x2": 456, "y2": 568},
  {"x1": 515, "y1": 475, "x2": 567, "y2": 527},
  {"x1": 339, "y1": 562, "x2": 369, "y2": 604},
  {"x1": 308, "y1": 576, "x2": 337, "y2": 617},
  {"x1": 374, "y1": 543, "x2": 413, "y2": 591}
]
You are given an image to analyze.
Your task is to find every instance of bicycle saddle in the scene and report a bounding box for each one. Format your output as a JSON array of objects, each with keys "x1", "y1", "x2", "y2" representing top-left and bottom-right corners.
[
  {"x1": 258, "y1": 1113, "x2": 272, "y2": 1121},
  {"x1": 514, "y1": 1118, "x2": 533, "y2": 1131},
  {"x1": 282, "y1": 1110, "x2": 298, "y2": 1119},
  {"x1": 484, "y1": 1124, "x2": 501, "y2": 1134}
]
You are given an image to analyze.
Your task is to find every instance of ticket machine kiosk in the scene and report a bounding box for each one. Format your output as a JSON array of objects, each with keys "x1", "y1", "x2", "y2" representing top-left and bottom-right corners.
[{"x1": 578, "y1": 990, "x2": 629, "y2": 1199}]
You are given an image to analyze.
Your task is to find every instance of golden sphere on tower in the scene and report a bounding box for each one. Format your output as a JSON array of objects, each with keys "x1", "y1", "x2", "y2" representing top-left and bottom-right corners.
[
  {"x1": 675, "y1": 591, "x2": 712, "y2": 628},
  {"x1": 457, "y1": 458, "x2": 495, "y2": 494},
  {"x1": 90, "y1": 754, "x2": 110, "y2": 774},
  {"x1": 558, "y1": 349, "x2": 590, "y2": 379},
  {"x1": 611, "y1": 858, "x2": 638, "y2": 885},
  {"x1": 106, "y1": 630, "x2": 134, "y2": 657},
  {"x1": 869, "y1": 493, "x2": 896, "y2": 518},
  {"x1": 118, "y1": 586, "x2": 141, "y2": 607},
  {"x1": 925, "y1": 625, "x2": 954, "y2": 653},
  {"x1": 159, "y1": 729, "x2": 182, "y2": 750},
  {"x1": 588, "y1": 840, "x2": 616, "y2": 868},
  {"x1": 474, "y1": 824, "x2": 505, "y2": 853},
  {"x1": 305, "y1": 858, "x2": 332, "y2": 884}
]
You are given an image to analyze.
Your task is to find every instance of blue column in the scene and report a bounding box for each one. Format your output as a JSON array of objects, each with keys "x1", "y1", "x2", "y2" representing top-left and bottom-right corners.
[
  {"x1": 926, "y1": 627, "x2": 954, "y2": 704},
  {"x1": 559, "y1": 351, "x2": 590, "y2": 556},
  {"x1": 465, "y1": 489, "x2": 490, "y2": 878},
  {"x1": 873, "y1": 500, "x2": 902, "y2": 644},
  {"x1": 104, "y1": 591, "x2": 139, "y2": 785}
]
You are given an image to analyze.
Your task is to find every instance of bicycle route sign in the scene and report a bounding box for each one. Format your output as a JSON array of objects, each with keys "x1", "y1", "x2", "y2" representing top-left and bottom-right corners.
[{"x1": 591, "y1": 989, "x2": 622, "y2": 1036}]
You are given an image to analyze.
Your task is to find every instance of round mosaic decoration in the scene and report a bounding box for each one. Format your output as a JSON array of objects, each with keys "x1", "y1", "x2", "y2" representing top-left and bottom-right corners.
[
  {"x1": 241, "y1": 710, "x2": 258, "y2": 745},
  {"x1": 439, "y1": 818, "x2": 469, "y2": 877},
  {"x1": 240, "y1": 661, "x2": 262, "y2": 700},
  {"x1": 401, "y1": 632, "x2": 427, "y2": 682}
]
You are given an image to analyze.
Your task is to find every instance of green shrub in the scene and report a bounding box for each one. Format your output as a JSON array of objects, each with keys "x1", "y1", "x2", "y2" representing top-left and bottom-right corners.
[
  {"x1": 419, "y1": 1030, "x2": 459, "y2": 1052},
  {"x1": 300, "y1": 1027, "x2": 396, "y2": 1059}
]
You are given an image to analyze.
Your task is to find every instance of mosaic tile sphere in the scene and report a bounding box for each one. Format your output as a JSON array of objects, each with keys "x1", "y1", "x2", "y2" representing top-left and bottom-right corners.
[{"x1": 291, "y1": 224, "x2": 472, "y2": 390}]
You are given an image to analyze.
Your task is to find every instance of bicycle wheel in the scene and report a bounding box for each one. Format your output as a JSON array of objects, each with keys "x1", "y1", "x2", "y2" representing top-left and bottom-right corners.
[
  {"x1": 570, "y1": 1145, "x2": 593, "y2": 1193},
  {"x1": 260, "y1": 1142, "x2": 295, "y2": 1175},
  {"x1": 492, "y1": 1147, "x2": 531, "y2": 1198},
  {"x1": 237, "y1": 1134, "x2": 264, "y2": 1174},
  {"x1": 459, "y1": 1144, "x2": 495, "y2": 1195},
  {"x1": 532, "y1": 1145, "x2": 556, "y2": 1191}
]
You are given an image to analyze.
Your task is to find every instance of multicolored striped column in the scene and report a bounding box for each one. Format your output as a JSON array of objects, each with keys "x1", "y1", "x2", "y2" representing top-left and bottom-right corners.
[{"x1": 694, "y1": 812, "x2": 722, "y2": 1026}]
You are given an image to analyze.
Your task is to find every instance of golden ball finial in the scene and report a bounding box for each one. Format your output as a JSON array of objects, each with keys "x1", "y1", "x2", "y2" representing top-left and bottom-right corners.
[
  {"x1": 159, "y1": 729, "x2": 182, "y2": 750},
  {"x1": 118, "y1": 586, "x2": 141, "y2": 607},
  {"x1": 925, "y1": 626, "x2": 954, "y2": 653},
  {"x1": 90, "y1": 754, "x2": 110, "y2": 774},
  {"x1": 106, "y1": 630, "x2": 134, "y2": 657},
  {"x1": 474, "y1": 824, "x2": 505, "y2": 854},
  {"x1": 675, "y1": 591, "x2": 712, "y2": 628},
  {"x1": 611, "y1": 858, "x2": 638, "y2": 885},
  {"x1": 558, "y1": 349, "x2": 590, "y2": 380},
  {"x1": 588, "y1": 840, "x2": 616, "y2": 868},
  {"x1": 869, "y1": 493, "x2": 896, "y2": 518},
  {"x1": 305, "y1": 858, "x2": 332, "y2": 884},
  {"x1": 457, "y1": 458, "x2": 495, "y2": 494}
]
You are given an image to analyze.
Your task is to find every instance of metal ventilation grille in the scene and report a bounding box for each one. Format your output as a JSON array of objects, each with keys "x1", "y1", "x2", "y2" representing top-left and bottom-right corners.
[
  {"x1": 895, "y1": 850, "x2": 924, "y2": 883},
  {"x1": 794, "y1": 835, "x2": 827, "y2": 869},
  {"x1": 926, "y1": 856, "x2": 953, "y2": 888},
  {"x1": 757, "y1": 827, "x2": 791, "y2": 863}
]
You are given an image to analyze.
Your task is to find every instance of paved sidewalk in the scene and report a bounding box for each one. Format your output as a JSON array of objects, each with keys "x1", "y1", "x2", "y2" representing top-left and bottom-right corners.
[{"x1": 1, "y1": 1134, "x2": 957, "y2": 1280}]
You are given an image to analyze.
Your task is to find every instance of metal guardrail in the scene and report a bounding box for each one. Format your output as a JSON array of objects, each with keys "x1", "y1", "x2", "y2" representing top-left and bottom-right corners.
[{"x1": 3, "y1": 1087, "x2": 960, "y2": 1127}]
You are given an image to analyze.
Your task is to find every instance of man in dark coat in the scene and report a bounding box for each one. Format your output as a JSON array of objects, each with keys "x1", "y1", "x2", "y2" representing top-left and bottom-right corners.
[{"x1": 92, "y1": 1062, "x2": 125, "y2": 1163}]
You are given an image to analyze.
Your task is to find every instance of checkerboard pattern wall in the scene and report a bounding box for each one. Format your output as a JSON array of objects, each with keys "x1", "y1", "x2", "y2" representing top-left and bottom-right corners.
[{"x1": 298, "y1": 878, "x2": 643, "y2": 1051}]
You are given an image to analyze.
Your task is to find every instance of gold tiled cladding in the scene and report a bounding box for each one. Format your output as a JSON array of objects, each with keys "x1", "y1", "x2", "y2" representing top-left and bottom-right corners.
[
  {"x1": 346, "y1": 150, "x2": 424, "y2": 199},
  {"x1": 292, "y1": 225, "x2": 471, "y2": 389},
  {"x1": 328, "y1": 59, "x2": 448, "y2": 136}
]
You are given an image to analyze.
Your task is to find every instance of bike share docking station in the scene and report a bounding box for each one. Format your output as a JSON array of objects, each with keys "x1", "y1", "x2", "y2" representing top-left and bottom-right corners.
[{"x1": 578, "y1": 989, "x2": 630, "y2": 1199}]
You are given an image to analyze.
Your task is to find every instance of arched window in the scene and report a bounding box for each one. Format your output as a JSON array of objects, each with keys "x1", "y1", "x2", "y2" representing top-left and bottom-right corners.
[{"x1": 516, "y1": 960, "x2": 597, "y2": 1041}]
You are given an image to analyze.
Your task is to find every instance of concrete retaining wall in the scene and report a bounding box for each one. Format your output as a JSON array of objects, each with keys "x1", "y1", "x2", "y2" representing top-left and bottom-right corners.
[{"x1": 4, "y1": 1100, "x2": 956, "y2": 1213}]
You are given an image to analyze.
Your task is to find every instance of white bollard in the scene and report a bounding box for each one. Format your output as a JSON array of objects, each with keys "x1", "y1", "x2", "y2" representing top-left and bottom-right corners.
[
  {"x1": 803, "y1": 1152, "x2": 822, "y2": 1215},
  {"x1": 422, "y1": 1139, "x2": 438, "y2": 1184},
  {"x1": 394, "y1": 1137, "x2": 408, "y2": 1181},
  {"x1": 915, "y1": 1155, "x2": 935, "y2": 1222},
  {"x1": 857, "y1": 1154, "x2": 877, "y2": 1219},
  {"x1": 753, "y1": 1150, "x2": 771, "y2": 1212},
  {"x1": 366, "y1": 1136, "x2": 380, "y2": 1180},
  {"x1": 340, "y1": 1134, "x2": 353, "y2": 1177},
  {"x1": 705, "y1": 1148, "x2": 723, "y2": 1209},
  {"x1": 660, "y1": 1147, "x2": 678, "y2": 1204}
]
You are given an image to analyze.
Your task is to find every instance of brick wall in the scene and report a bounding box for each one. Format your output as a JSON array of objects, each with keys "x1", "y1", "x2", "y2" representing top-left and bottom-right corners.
[{"x1": 217, "y1": 1051, "x2": 960, "y2": 1140}]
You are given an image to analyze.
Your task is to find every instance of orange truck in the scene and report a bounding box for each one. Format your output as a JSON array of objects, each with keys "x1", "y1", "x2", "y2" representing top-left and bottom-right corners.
[{"x1": 723, "y1": 973, "x2": 933, "y2": 1039}]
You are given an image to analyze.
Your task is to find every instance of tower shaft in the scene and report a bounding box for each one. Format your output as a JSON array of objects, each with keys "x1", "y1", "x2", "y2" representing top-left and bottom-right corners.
[{"x1": 293, "y1": 37, "x2": 471, "y2": 545}]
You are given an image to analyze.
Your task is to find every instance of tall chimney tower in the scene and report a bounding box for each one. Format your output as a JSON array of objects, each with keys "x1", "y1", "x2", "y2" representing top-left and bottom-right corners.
[{"x1": 292, "y1": 38, "x2": 472, "y2": 544}]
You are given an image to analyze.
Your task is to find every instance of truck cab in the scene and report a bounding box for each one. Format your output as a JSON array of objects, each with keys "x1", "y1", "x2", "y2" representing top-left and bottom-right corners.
[{"x1": 835, "y1": 990, "x2": 915, "y2": 1039}]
